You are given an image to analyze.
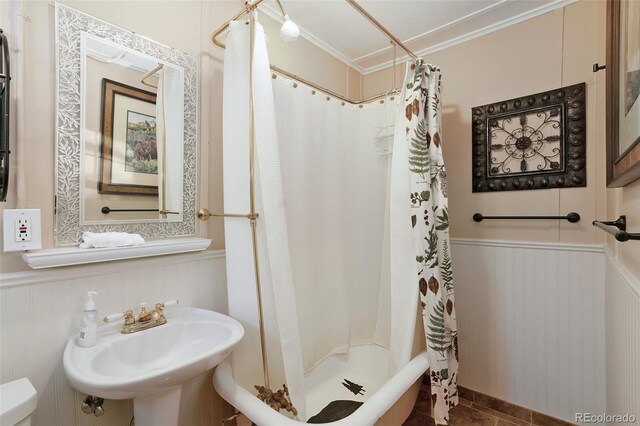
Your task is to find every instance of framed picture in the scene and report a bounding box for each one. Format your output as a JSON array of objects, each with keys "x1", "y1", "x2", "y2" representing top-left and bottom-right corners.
[
  {"x1": 99, "y1": 79, "x2": 159, "y2": 195},
  {"x1": 471, "y1": 83, "x2": 586, "y2": 192},
  {"x1": 606, "y1": 0, "x2": 640, "y2": 187}
]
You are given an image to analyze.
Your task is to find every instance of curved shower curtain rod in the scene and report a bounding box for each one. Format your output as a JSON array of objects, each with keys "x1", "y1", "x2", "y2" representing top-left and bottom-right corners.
[{"x1": 210, "y1": 0, "x2": 419, "y2": 105}]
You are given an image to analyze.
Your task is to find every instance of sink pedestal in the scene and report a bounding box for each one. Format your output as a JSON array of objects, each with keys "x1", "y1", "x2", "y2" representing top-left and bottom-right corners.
[{"x1": 134, "y1": 385, "x2": 182, "y2": 426}]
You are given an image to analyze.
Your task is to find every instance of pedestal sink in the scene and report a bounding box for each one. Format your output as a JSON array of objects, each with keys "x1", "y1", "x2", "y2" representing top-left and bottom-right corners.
[{"x1": 63, "y1": 307, "x2": 244, "y2": 426}]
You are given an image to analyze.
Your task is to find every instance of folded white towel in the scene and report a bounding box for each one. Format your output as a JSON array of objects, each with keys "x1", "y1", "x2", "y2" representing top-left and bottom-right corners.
[{"x1": 79, "y1": 232, "x2": 145, "y2": 249}]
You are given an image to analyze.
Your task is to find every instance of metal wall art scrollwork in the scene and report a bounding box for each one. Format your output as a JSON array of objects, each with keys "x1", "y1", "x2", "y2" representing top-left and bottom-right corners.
[{"x1": 472, "y1": 83, "x2": 586, "y2": 192}]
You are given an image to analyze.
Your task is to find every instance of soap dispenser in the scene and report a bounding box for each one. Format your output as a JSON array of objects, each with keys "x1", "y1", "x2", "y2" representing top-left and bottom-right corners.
[{"x1": 78, "y1": 291, "x2": 98, "y2": 347}]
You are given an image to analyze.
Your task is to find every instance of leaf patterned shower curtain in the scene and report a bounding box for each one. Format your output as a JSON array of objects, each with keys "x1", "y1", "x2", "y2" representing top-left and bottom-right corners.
[{"x1": 404, "y1": 59, "x2": 458, "y2": 424}]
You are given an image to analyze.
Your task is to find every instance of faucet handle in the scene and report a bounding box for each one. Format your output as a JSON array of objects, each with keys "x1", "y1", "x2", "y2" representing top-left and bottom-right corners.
[
  {"x1": 153, "y1": 300, "x2": 179, "y2": 319},
  {"x1": 154, "y1": 299, "x2": 179, "y2": 310},
  {"x1": 103, "y1": 312, "x2": 122, "y2": 323},
  {"x1": 103, "y1": 309, "x2": 135, "y2": 325}
]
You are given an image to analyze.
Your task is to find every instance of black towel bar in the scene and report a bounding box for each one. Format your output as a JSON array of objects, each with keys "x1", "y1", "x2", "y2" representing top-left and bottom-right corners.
[
  {"x1": 592, "y1": 216, "x2": 640, "y2": 242},
  {"x1": 101, "y1": 206, "x2": 179, "y2": 215},
  {"x1": 473, "y1": 212, "x2": 580, "y2": 223}
]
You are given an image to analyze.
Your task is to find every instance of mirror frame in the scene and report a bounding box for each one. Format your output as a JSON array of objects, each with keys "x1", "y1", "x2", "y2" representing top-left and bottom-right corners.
[
  {"x1": 606, "y1": 0, "x2": 640, "y2": 187},
  {"x1": 54, "y1": 3, "x2": 198, "y2": 245}
]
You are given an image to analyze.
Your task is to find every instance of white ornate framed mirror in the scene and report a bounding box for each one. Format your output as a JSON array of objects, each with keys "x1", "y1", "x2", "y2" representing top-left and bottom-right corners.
[{"x1": 54, "y1": 3, "x2": 198, "y2": 245}]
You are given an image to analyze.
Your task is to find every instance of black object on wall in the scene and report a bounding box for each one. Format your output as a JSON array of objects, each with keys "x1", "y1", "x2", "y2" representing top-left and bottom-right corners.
[
  {"x1": 473, "y1": 212, "x2": 581, "y2": 223},
  {"x1": 471, "y1": 83, "x2": 587, "y2": 192},
  {"x1": 0, "y1": 28, "x2": 10, "y2": 202}
]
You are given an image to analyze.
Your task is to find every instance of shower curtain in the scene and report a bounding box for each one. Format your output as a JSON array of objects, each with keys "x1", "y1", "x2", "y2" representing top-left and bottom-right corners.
[
  {"x1": 223, "y1": 14, "x2": 457, "y2": 425},
  {"x1": 224, "y1": 14, "x2": 397, "y2": 419},
  {"x1": 393, "y1": 59, "x2": 459, "y2": 424},
  {"x1": 271, "y1": 76, "x2": 396, "y2": 373},
  {"x1": 223, "y1": 19, "x2": 307, "y2": 420}
]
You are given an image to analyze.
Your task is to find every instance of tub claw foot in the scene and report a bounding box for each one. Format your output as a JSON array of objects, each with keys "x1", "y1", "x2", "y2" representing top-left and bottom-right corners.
[{"x1": 255, "y1": 384, "x2": 298, "y2": 417}]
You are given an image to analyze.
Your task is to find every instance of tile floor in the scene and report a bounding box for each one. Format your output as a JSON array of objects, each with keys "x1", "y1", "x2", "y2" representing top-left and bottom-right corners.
[{"x1": 403, "y1": 378, "x2": 575, "y2": 426}]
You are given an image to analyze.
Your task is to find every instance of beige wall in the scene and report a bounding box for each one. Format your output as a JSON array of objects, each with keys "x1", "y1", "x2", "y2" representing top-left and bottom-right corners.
[
  {"x1": 367, "y1": 4, "x2": 640, "y2": 418},
  {"x1": 0, "y1": 2, "x2": 360, "y2": 425},
  {"x1": 1, "y1": 0, "x2": 218, "y2": 272},
  {"x1": 1, "y1": 0, "x2": 638, "y2": 422},
  {"x1": 0, "y1": 0, "x2": 359, "y2": 273},
  {"x1": 365, "y1": 0, "x2": 608, "y2": 247},
  {"x1": 364, "y1": 0, "x2": 640, "y2": 281}
]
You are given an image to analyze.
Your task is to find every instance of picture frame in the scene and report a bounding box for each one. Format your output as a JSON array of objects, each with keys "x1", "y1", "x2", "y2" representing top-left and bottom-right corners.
[
  {"x1": 606, "y1": 0, "x2": 640, "y2": 187},
  {"x1": 471, "y1": 83, "x2": 586, "y2": 192},
  {"x1": 99, "y1": 78, "x2": 159, "y2": 195}
]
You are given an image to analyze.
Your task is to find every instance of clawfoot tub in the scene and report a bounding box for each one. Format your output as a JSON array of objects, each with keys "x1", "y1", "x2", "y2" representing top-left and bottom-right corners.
[{"x1": 213, "y1": 345, "x2": 430, "y2": 425}]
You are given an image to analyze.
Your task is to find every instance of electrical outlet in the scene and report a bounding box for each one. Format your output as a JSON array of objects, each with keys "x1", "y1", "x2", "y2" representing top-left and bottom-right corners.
[
  {"x1": 15, "y1": 218, "x2": 32, "y2": 242},
  {"x1": 3, "y1": 209, "x2": 42, "y2": 252}
]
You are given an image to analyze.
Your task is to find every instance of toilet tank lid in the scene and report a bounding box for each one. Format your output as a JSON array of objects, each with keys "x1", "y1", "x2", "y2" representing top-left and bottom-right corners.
[{"x1": 0, "y1": 378, "x2": 37, "y2": 425}]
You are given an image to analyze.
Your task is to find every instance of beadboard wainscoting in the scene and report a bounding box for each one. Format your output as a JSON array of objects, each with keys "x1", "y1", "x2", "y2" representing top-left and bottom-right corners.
[
  {"x1": 605, "y1": 248, "x2": 640, "y2": 424},
  {"x1": 0, "y1": 250, "x2": 231, "y2": 426},
  {"x1": 450, "y1": 239, "x2": 606, "y2": 424}
]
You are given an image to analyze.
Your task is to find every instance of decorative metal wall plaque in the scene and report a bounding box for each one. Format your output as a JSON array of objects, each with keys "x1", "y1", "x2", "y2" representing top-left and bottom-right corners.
[{"x1": 472, "y1": 83, "x2": 586, "y2": 192}]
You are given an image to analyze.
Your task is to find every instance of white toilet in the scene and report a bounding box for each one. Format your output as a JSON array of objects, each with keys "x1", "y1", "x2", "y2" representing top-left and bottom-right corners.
[{"x1": 0, "y1": 378, "x2": 37, "y2": 426}]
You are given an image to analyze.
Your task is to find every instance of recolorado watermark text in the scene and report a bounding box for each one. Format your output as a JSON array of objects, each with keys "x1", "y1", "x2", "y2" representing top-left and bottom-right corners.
[{"x1": 576, "y1": 413, "x2": 637, "y2": 423}]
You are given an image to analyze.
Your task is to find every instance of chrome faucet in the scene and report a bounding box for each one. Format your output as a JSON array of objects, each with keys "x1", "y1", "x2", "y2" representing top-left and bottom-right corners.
[{"x1": 103, "y1": 300, "x2": 179, "y2": 334}]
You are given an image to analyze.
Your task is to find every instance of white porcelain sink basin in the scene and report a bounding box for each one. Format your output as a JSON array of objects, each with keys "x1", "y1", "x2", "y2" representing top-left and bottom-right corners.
[{"x1": 63, "y1": 307, "x2": 243, "y2": 426}]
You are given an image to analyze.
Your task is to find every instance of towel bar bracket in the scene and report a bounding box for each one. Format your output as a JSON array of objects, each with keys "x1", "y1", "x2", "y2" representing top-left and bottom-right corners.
[{"x1": 592, "y1": 215, "x2": 640, "y2": 242}]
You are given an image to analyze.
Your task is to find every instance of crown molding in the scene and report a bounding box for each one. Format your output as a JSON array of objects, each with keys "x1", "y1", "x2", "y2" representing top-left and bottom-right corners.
[
  {"x1": 259, "y1": 0, "x2": 577, "y2": 75},
  {"x1": 352, "y1": 0, "x2": 512, "y2": 65},
  {"x1": 360, "y1": 0, "x2": 577, "y2": 74}
]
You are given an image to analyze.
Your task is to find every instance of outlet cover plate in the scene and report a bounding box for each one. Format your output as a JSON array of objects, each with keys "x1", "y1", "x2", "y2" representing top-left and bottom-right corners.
[{"x1": 3, "y1": 209, "x2": 42, "y2": 252}]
